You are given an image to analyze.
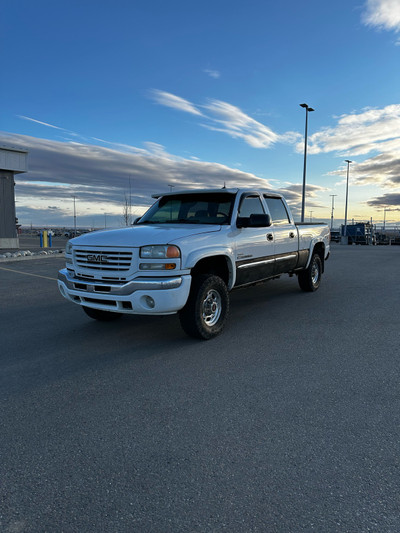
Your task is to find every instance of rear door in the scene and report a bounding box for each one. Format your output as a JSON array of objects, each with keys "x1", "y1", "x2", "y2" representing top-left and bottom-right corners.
[
  {"x1": 263, "y1": 195, "x2": 298, "y2": 274},
  {"x1": 234, "y1": 193, "x2": 275, "y2": 286}
]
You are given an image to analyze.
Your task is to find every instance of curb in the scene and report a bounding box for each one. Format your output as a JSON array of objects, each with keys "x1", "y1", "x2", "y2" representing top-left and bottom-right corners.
[{"x1": 0, "y1": 250, "x2": 65, "y2": 263}]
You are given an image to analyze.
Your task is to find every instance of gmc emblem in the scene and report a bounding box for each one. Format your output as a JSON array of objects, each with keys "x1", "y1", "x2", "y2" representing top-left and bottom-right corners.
[{"x1": 87, "y1": 254, "x2": 109, "y2": 263}]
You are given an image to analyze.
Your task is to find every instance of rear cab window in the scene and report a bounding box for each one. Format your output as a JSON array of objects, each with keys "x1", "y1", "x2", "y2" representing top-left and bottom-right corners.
[{"x1": 264, "y1": 196, "x2": 291, "y2": 225}]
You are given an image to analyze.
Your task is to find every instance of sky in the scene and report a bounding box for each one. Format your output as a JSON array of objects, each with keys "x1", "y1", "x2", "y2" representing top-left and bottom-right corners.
[{"x1": 2, "y1": 0, "x2": 400, "y2": 228}]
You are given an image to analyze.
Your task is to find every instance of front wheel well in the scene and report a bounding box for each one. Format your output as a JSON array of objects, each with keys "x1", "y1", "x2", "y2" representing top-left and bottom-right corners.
[{"x1": 190, "y1": 256, "x2": 231, "y2": 287}]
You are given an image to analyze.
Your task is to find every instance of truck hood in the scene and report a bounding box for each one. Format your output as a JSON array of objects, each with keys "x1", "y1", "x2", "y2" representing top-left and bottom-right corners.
[{"x1": 70, "y1": 224, "x2": 221, "y2": 248}]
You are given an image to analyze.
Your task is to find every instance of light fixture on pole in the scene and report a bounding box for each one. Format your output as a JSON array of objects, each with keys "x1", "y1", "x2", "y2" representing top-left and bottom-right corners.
[
  {"x1": 342, "y1": 160, "x2": 352, "y2": 244},
  {"x1": 329, "y1": 194, "x2": 337, "y2": 230},
  {"x1": 300, "y1": 103, "x2": 315, "y2": 223}
]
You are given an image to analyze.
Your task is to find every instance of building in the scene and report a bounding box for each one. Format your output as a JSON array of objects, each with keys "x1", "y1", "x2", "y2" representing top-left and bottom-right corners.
[{"x1": 0, "y1": 146, "x2": 28, "y2": 249}]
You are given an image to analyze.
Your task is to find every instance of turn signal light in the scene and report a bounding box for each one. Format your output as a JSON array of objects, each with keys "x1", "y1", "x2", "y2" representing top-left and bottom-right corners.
[{"x1": 166, "y1": 246, "x2": 180, "y2": 258}]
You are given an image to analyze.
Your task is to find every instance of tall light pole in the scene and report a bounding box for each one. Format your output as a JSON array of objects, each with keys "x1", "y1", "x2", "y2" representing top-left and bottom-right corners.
[
  {"x1": 342, "y1": 160, "x2": 352, "y2": 244},
  {"x1": 72, "y1": 196, "x2": 77, "y2": 236},
  {"x1": 329, "y1": 194, "x2": 337, "y2": 230},
  {"x1": 300, "y1": 103, "x2": 315, "y2": 222},
  {"x1": 383, "y1": 208, "x2": 391, "y2": 230}
]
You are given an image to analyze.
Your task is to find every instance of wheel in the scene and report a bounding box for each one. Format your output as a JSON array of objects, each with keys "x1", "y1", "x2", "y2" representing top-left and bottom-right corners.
[
  {"x1": 179, "y1": 274, "x2": 229, "y2": 340},
  {"x1": 82, "y1": 306, "x2": 122, "y2": 321},
  {"x1": 298, "y1": 253, "x2": 322, "y2": 292}
]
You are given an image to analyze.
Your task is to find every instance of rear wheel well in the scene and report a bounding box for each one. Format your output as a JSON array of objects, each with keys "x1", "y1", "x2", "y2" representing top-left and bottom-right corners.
[
  {"x1": 312, "y1": 242, "x2": 325, "y2": 272},
  {"x1": 190, "y1": 256, "x2": 231, "y2": 287}
]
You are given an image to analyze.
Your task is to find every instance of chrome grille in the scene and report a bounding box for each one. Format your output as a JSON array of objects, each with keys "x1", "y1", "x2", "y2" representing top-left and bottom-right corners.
[{"x1": 74, "y1": 249, "x2": 133, "y2": 272}]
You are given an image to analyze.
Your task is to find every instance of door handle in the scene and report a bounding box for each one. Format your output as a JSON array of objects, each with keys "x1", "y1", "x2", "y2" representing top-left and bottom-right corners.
[
  {"x1": 289, "y1": 232, "x2": 295, "y2": 238},
  {"x1": 266, "y1": 233, "x2": 274, "y2": 241}
]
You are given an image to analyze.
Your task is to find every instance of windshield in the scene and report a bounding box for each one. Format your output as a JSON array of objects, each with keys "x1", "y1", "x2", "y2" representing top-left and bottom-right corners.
[{"x1": 138, "y1": 193, "x2": 235, "y2": 225}]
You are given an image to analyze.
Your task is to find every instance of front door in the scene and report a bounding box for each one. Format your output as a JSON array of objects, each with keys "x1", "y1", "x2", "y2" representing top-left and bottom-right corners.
[{"x1": 234, "y1": 194, "x2": 275, "y2": 286}]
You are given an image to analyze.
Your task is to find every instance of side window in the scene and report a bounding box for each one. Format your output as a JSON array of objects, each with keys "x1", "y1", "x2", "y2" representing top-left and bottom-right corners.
[
  {"x1": 264, "y1": 197, "x2": 290, "y2": 225},
  {"x1": 238, "y1": 195, "x2": 265, "y2": 218}
]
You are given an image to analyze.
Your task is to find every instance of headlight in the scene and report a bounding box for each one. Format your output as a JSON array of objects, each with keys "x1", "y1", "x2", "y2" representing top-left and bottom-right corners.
[
  {"x1": 65, "y1": 241, "x2": 73, "y2": 254},
  {"x1": 140, "y1": 245, "x2": 180, "y2": 259}
]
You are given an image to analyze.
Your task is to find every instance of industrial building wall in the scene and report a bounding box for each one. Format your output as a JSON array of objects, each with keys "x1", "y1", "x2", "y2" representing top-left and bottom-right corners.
[{"x1": 0, "y1": 171, "x2": 18, "y2": 247}]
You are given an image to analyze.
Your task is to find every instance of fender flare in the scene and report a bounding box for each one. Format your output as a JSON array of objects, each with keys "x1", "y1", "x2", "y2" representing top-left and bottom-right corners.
[
  {"x1": 185, "y1": 247, "x2": 237, "y2": 289},
  {"x1": 305, "y1": 239, "x2": 325, "y2": 269}
]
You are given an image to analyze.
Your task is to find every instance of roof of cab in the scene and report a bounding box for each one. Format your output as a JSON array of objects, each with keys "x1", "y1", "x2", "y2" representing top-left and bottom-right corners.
[{"x1": 151, "y1": 188, "x2": 282, "y2": 199}]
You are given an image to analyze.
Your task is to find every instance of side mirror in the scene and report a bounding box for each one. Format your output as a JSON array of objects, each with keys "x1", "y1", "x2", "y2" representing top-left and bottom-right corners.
[
  {"x1": 249, "y1": 213, "x2": 271, "y2": 227},
  {"x1": 133, "y1": 217, "x2": 141, "y2": 225},
  {"x1": 236, "y1": 213, "x2": 271, "y2": 228}
]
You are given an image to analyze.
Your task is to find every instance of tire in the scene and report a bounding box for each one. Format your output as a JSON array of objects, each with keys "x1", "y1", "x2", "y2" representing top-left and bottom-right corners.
[
  {"x1": 298, "y1": 253, "x2": 322, "y2": 292},
  {"x1": 179, "y1": 274, "x2": 229, "y2": 340},
  {"x1": 82, "y1": 306, "x2": 122, "y2": 321}
]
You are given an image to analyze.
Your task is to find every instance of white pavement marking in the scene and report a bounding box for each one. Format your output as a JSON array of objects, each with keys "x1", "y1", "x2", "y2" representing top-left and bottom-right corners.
[{"x1": 0, "y1": 266, "x2": 57, "y2": 281}]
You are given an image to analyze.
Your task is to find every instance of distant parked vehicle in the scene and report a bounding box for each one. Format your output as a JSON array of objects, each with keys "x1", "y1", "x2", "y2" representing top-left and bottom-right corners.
[{"x1": 330, "y1": 230, "x2": 340, "y2": 242}]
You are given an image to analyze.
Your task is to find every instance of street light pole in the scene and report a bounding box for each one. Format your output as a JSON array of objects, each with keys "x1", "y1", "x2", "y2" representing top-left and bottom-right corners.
[
  {"x1": 73, "y1": 196, "x2": 77, "y2": 236},
  {"x1": 300, "y1": 103, "x2": 315, "y2": 223},
  {"x1": 383, "y1": 208, "x2": 390, "y2": 230},
  {"x1": 342, "y1": 160, "x2": 352, "y2": 244},
  {"x1": 329, "y1": 194, "x2": 337, "y2": 230}
]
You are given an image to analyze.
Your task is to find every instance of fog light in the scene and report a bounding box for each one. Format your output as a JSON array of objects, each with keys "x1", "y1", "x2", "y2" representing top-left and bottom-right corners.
[{"x1": 144, "y1": 295, "x2": 155, "y2": 309}]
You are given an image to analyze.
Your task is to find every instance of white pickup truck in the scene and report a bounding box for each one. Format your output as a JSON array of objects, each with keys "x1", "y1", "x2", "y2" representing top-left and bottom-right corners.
[{"x1": 58, "y1": 188, "x2": 330, "y2": 339}]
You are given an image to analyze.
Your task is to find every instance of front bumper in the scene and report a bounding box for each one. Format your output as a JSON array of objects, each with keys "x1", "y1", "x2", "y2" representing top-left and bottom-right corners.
[{"x1": 57, "y1": 269, "x2": 192, "y2": 315}]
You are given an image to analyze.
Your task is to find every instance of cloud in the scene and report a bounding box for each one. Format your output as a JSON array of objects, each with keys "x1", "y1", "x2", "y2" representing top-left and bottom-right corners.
[
  {"x1": 202, "y1": 99, "x2": 280, "y2": 148},
  {"x1": 204, "y1": 69, "x2": 221, "y2": 79},
  {"x1": 352, "y1": 152, "x2": 400, "y2": 188},
  {"x1": 362, "y1": 0, "x2": 400, "y2": 32},
  {"x1": 1, "y1": 131, "x2": 277, "y2": 225},
  {"x1": 2, "y1": 131, "x2": 327, "y2": 224},
  {"x1": 366, "y1": 192, "x2": 400, "y2": 208},
  {"x1": 277, "y1": 183, "x2": 328, "y2": 216},
  {"x1": 150, "y1": 89, "x2": 203, "y2": 116},
  {"x1": 17, "y1": 115, "x2": 65, "y2": 130},
  {"x1": 303, "y1": 104, "x2": 400, "y2": 157},
  {"x1": 150, "y1": 90, "x2": 300, "y2": 150}
]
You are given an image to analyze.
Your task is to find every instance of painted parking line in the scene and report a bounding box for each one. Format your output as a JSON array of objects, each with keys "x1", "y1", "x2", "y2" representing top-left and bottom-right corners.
[{"x1": 0, "y1": 266, "x2": 57, "y2": 281}]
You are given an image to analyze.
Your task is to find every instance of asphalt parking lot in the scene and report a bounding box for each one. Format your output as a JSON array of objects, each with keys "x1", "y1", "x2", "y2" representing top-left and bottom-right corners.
[{"x1": 1, "y1": 245, "x2": 399, "y2": 532}]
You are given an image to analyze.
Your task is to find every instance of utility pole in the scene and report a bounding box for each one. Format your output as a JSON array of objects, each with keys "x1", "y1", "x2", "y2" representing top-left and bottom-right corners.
[{"x1": 329, "y1": 194, "x2": 337, "y2": 230}]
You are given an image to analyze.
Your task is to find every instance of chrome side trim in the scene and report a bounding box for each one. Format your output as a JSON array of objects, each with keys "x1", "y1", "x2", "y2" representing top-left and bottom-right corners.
[
  {"x1": 275, "y1": 254, "x2": 297, "y2": 262},
  {"x1": 238, "y1": 258, "x2": 275, "y2": 269}
]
